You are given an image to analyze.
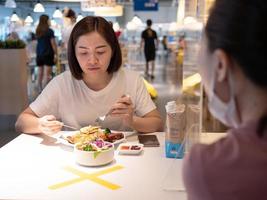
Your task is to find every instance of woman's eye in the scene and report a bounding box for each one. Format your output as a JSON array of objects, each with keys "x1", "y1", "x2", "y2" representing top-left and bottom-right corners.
[
  {"x1": 96, "y1": 51, "x2": 105, "y2": 55},
  {"x1": 79, "y1": 52, "x2": 87, "y2": 55}
]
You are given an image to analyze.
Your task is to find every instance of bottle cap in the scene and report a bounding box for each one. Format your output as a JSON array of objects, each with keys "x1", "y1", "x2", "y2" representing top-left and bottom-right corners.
[
  {"x1": 165, "y1": 101, "x2": 185, "y2": 113},
  {"x1": 165, "y1": 101, "x2": 177, "y2": 113}
]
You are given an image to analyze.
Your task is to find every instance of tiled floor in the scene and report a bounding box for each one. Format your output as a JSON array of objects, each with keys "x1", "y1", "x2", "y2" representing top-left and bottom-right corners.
[{"x1": 0, "y1": 51, "x2": 198, "y2": 147}]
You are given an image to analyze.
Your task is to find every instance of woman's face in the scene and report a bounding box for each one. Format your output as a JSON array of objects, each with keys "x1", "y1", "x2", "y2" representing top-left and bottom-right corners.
[{"x1": 75, "y1": 31, "x2": 112, "y2": 77}]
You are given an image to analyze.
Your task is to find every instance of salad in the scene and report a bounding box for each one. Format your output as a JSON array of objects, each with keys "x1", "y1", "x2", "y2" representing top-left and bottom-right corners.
[{"x1": 76, "y1": 139, "x2": 113, "y2": 152}]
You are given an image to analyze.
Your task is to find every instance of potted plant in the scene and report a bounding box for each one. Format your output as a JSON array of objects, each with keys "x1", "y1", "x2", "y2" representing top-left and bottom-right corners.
[{"x1": 0, "y1": 39, "x2": 26, "y2": 49}]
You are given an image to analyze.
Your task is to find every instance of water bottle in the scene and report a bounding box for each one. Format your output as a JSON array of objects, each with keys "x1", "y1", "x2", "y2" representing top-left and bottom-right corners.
[{"x1": 165, "y1": 101, "x2": 186, "y2": 159}]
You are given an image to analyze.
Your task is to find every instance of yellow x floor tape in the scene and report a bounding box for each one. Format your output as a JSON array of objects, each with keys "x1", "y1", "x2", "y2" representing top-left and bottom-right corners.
[{"x1": 49, "y1": 165, "x2": 124, "y2": 190}]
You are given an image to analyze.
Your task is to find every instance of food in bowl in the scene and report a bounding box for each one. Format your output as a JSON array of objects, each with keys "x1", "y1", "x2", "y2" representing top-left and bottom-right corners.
[
  {"x1": 76, "y1": 139, "x2": 113, "y2": 151},
  {"x1": 74, "y1": 139, "x2": 114, "y2": 166},
  {"x1": 64, "y1": 126, "x2": 124, "y2": 145}
]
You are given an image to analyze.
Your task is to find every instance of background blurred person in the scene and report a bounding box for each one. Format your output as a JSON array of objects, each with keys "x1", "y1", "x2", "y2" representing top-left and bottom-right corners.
[
  {"x1": 162, "y1": 35, "x2": 170, "y2": 64},
  {"x1": 61, "y1": 8, "x2": 76, "y2": 71},
  {"x1": 35, "y1": 14, "x2": 57, "y2": 92},
  {"x1": 61, "y1": 8, "x2": 76, "y2": 50},
  {"x1": 178, "y1": 34, "x2": 186, "y2": 50},
  {"x1": 7, "y1": 31, "x2": 19, "y2": 40},
  {"x1": 141, "y1": 19, "x2": 158, "y2": 79},
  {"x1": 162, "y1": 35, "x2": 168, "y2": 51},
  {"x1": 25, "y1": 31, "x2": 37, "y2": 81},
  {"x1": 183, "y1": 0, "x2": 267, "y2": 199},
  {"x1": 177, "y1": 34, "x2": 186, "y2": 67}
]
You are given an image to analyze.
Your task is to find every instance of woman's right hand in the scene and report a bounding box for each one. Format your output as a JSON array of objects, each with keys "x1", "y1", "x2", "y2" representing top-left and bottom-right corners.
[{"x1": 38, "y1": 115, "x2": 63, "y2": 135}]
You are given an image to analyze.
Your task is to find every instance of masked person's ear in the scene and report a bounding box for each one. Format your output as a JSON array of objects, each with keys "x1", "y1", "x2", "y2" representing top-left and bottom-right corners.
[{"x1": 212, "y1": 49, "x2": 234, "y2": 103}]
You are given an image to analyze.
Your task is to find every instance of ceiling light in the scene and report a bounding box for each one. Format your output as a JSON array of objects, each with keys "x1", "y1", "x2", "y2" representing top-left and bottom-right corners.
[
  {"x1": 5, "y1": 0, "x2": 16, "y2": 8},
  {"x1": 25, "y1": 14, "x2": 33, "y2": 24},
  {"x1": 34, "y1": 1, "x2": 45, "y2": 13},
  {"x1": 53, "y1": 7, "x2": 63, "y2": 18},
  {"x1": 132, "y1": 15, "x2": 143, "y2": 26},
  {"x1": 76, "y1": 13, "x2": 83, "y2": 22},
  {"x1": 10, "y1": 11, "x2": 19, "y2": 22},
  {"x1": 126, "y1": 21, "x2": 137, "y2": 31}
]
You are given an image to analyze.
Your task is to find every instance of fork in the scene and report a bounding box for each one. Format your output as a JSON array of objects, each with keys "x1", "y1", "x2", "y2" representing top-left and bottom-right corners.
[
  {"x1": 95, "y1": 109, "x2": 112, "y2": 124},
  {"x1": 95, "y1": 95, "x2": 130, "y2": 124},
  {"x1": 62, "y1": 124, "x2": 78, "y2": 130}
]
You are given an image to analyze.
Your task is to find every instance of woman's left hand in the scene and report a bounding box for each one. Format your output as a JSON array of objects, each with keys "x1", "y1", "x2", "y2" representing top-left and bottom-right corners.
[{"x1": 110, "y1": 95, "x2": 134, "y2": 128}]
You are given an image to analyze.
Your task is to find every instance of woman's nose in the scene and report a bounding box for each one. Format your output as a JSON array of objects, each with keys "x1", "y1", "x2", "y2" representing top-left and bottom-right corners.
[{"x1": 88, "y1": 53, "x2": 98, "y2": 65}]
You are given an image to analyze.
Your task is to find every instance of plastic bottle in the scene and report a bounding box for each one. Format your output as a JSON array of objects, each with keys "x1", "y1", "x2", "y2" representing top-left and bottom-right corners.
[{"x1": 165, "y1": 101, "x2": 186, "y2": 158}]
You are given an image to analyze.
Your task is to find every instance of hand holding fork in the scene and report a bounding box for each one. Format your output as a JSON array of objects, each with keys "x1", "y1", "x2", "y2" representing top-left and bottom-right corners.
[{"x1": 95, "y1": 95, "x2": 134, "y2": 127}]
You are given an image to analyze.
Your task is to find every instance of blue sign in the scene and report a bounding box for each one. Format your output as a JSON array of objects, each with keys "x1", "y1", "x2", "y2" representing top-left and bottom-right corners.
[{"x1": 134, "y1": 0, "x2": 158, "y2": 11}]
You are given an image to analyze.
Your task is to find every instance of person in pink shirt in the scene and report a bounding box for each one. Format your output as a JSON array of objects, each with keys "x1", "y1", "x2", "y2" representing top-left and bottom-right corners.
[{"x1": 182, "y1": 0, "x2": 267, "y2": 199}]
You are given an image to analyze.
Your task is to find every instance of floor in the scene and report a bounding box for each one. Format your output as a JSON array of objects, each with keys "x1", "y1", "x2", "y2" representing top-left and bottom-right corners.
[{"x1": 0, "y1": 50, "x2": 198, "y2": 147}]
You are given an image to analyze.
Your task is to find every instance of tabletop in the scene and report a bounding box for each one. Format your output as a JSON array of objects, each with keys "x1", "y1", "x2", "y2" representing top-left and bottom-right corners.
[{"x1": 0, "y1": 132, "x2": 226, "y2": 200}]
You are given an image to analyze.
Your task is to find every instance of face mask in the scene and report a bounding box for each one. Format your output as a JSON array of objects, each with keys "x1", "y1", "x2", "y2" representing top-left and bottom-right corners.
[{"x1": 206, "y1": 70, "x2": 241, "y2": 128}]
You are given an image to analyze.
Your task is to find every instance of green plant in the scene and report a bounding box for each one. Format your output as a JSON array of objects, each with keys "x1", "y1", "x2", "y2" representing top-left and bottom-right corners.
[{"x1": 0, "y1": 39, "x2": 26, "y2": 49}]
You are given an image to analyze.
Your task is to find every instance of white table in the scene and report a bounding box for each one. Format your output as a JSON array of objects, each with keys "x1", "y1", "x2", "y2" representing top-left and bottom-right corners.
[{"x1": 0, "y1": 132, "x2": 226, "y2": 200}]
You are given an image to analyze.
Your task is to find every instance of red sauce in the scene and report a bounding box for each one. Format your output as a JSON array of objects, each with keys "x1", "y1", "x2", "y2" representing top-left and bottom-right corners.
[
  {"x1": 131, "y1": 145, "x2": 141, "y2": 150},
  {"x1": 121, "y1": 146, "x2": 130, "y2": 150}
]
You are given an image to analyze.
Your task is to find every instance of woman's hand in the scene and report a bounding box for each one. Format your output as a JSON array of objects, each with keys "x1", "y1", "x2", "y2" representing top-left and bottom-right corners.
[
  {"x1": 38, "y1": 115, "x2": 63, "y2": 135},
  {"x1": 110, "y1": 95, "x2": 134, "y2": 128}
]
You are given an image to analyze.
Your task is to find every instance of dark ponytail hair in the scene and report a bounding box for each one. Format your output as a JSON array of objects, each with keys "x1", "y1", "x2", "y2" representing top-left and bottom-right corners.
[
  {"x1": 36, "y1": 14, "x2": 49, "y2": 38},
  {"x1": 205, "y1": 0, "x2": 267, "y2": 137}
]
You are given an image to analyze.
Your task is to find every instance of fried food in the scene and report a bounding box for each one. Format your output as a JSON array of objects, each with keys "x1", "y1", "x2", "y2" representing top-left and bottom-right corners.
[
  {"x1": 106, "y1": 132, "x2": 124, "y2": 143},
  {"x1": 65, "y1": 126, "x2": 107, "y2": 144}
]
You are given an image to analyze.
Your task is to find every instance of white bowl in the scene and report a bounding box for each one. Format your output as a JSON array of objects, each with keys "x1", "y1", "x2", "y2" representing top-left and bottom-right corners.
[{"x1": 74, "y1": 143, "x2": 114, "y2": 166}]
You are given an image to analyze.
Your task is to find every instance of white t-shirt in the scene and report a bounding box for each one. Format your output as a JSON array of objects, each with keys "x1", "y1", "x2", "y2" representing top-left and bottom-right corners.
[{"x1": 30, "y1": 68, "x2": 156, "y2": 131}]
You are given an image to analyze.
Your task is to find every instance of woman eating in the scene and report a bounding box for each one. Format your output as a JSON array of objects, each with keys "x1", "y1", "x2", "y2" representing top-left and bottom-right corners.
[{"x1": 16, "y1": 16, "x2": 163, "y2": 135}]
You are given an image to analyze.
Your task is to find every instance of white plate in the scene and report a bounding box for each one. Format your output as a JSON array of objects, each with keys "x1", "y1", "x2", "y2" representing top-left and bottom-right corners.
[{"x1": 56, "y1": 131, "x2": 126, "y2": 147}]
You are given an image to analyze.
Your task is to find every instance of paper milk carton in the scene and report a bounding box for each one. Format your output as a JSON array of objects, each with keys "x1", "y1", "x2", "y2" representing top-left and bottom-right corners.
[{"x1": 165, "y1": 101, "x2": 186, "y2": 159}]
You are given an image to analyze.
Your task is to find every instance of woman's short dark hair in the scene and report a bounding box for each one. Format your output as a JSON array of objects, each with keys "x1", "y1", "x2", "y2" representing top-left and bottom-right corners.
[
  {"x1": 205, "y1": 0, "x2": 267, "y2": 136},
  {"x1": 68, "y1": 16, "x2": 122, "y2": 79}
]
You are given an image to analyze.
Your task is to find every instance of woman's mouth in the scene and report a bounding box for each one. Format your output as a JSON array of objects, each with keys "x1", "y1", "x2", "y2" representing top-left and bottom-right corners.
[{"x1": 87, "y1": 67, "x2": 100, "y2": 71}]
